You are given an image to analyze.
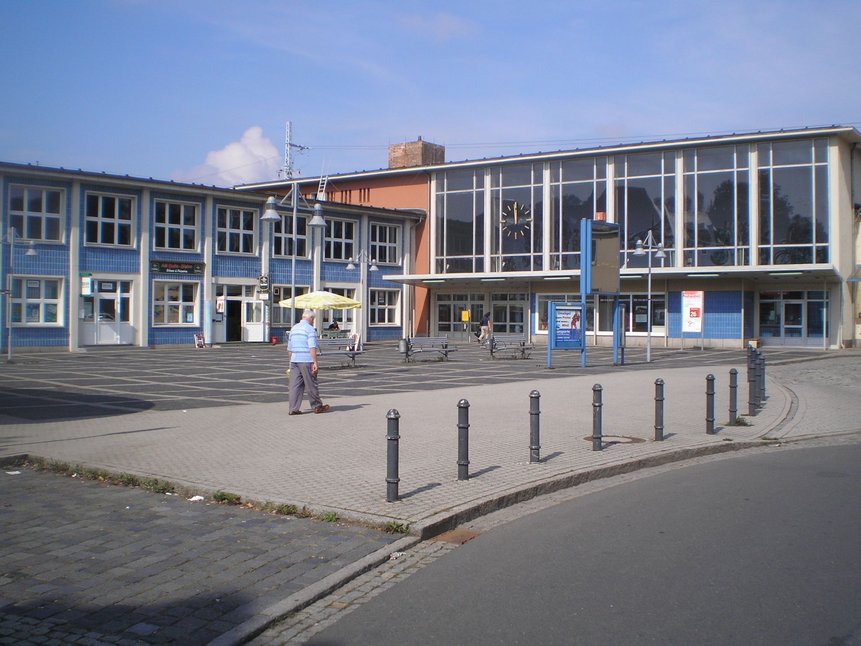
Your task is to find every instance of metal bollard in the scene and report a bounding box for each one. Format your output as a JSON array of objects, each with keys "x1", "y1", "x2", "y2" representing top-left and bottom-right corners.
[
  {"x1": 728, "y1": 368, "x2": 738, "y2": 426},
  {"x1": 759, "y1": 355, "x2": 766, "y2": 403},
  {"x1": 754, "y1": 352, "x2": 763, "y2": 409},
  {"x1": 386, "y1": 409, "x2": 400, "y2": 502},
  {"x1": 706, "y1": 374, "x2": 716, "y2": 435},
  {"x1": 529, "y1": 390, "x2": 541, "y2": 463},
  {"x1": 654, "y1": 378, "x2": 665, "y2": 441},
  {"x1": 457, "y1": 399, "x2": 470, "y2": 481},
  {"x1": 592, "y1": 384, "x2": 603, "y2": 451},
  {"x1": 748, "y1": 355, "x2": 758, "y2": 417}
]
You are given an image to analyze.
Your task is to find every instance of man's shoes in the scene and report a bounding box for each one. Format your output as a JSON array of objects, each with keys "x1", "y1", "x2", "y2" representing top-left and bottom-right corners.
[
  {"x1": 288, "y1": 410, "x2": 303, "y2": 416},
  {"x1": 313, "y1": 404, "x2": 331, "y2": 414}
]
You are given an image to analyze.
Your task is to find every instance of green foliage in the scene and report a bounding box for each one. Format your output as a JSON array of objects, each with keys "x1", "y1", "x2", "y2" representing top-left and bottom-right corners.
[
  {"x1": 213, "y1": 490, "x2": 242, "y2": 505},
  {"x1": 383, "y1": 521, "x2": 409, "y2": 534},
  {"x1": 319, "y1": 511, "x2": 339, "y2": 522}
]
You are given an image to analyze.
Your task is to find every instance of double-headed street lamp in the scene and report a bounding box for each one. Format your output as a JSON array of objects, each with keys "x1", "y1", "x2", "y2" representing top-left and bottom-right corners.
[
  {"x1": 347, "y1": 250, "x2": 377, "y2": 343},
  {"x1": 3, "y1": 227, "x2": 37, "y2": 362},
  {"x1": 633, "y1": 231, "x2": 665, "y2": 364}
]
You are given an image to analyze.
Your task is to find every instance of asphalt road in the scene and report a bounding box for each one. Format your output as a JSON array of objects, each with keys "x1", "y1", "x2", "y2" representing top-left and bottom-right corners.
[{"x1": 305, "y1": 441, "x2": 861, "y2": 646}]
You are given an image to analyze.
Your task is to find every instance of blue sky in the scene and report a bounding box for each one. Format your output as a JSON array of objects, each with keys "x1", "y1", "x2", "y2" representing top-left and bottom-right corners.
[{"x1": 2, "y1": 0, "x2": 860, "y2": 186}]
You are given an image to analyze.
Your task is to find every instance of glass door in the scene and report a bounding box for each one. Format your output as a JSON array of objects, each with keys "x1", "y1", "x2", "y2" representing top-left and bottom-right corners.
[{"x1": 782, "y1": 302, "x2": 804, "y2": 338}]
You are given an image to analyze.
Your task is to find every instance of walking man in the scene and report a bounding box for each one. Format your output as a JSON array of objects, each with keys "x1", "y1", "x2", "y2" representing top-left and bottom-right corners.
[
  {"x1": 478, "y1": 311, "x2": 492, "y2": 346},
  {"x1": 287, "y1": 309, "x2": 330, "y2": 415}
]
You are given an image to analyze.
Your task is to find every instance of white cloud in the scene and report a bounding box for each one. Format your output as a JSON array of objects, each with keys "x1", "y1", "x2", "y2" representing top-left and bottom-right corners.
[{"x1": 173, "y1": 126, "x2": 280, "y2": 186}]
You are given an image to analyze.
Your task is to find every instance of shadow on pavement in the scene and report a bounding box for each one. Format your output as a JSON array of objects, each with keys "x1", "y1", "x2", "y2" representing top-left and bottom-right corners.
[{"x1": 0, "y1": 388, "x2": 155, "y2": 424}]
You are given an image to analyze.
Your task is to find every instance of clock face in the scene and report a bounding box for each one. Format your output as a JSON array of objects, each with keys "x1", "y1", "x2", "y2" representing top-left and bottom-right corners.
[{"x1": 500, "y1": 201, "x2": 532, "y2": 239}]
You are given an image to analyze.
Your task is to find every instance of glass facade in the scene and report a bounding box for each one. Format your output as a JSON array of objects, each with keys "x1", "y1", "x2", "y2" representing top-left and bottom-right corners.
[{"x1": 432, "y1": 137, "x2": 829, "y2": 274}]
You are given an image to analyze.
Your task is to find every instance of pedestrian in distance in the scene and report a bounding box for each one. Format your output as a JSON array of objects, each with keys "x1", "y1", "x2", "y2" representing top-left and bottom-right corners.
[
  {"x1": 287, "y1": 309, "x2": 331, "y2": 415},
  {"x1": 478, "y1": 312, "x2": 492, "y2": 346}
]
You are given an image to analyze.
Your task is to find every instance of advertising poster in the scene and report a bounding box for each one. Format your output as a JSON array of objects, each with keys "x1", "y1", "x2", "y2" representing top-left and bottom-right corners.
[
  {"x1": 554, "y1": 305, "x2": 582, "y2": 344},
  {"x1": 682, "y1": 290, "x2": 704, "y2": 333}
]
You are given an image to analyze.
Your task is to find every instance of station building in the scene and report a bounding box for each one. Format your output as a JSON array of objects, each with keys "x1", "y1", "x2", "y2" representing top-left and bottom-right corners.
[
  {"x1": 242, "y1": 126, "x2": 861, "y2": 349},
  {"x1": 0, "y1": 162, "x2": 420, "y2": 352}
]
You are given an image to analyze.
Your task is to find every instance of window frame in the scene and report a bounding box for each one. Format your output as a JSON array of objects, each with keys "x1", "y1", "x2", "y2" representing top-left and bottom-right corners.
[
  {"x1": 369, "y1": 223, "x2": 400, "y2": 265},
  {"x1": 323, "y1": 217, "x2": 356, "y2": 261},
  {"x1": 216, "y1": 205, "x2": 257, "y2": 255},
  {"x1": 153, "y1": 199, "x2": 200, "y2": 252},
  {"x1": 10, "y1": 276, "x2": 63, "y2": 326},
  {"x1": 369, "y1": 288, "x2": 400, "y2": 325},
  {"x1": 8, "y1": 184, "x2": 65, "y2": 242},
  {"x1": 152, "y1": 280, "x2": 198, "y2": 326},
  {"x1": 273, "y1": 213, "x2": 308, "y2": 258},
  {"x1": 84, "y1": 191, "x2": 135, "y2": 247}
]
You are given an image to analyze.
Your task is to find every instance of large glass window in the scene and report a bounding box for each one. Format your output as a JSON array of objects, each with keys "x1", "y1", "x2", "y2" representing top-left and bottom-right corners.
[
  {"x1": 436, "y1": 293, "x2": 485, "y2": 332},
  {"x1": 757, "y1": 138, "x2": 828, "y2": 265},
  {"x1": 435, "y1": 170, "x2": 485, "y2": 273},
  {"x1": 550, "y1": 157, "x2": 607, "y2": 270},
  {"x1": 615, "y1": 152, "x2": 675, "y2": 269},
  {"x1": 85, "y1": 193, "x2": 134, "y2": 246},
  {"x1": 273, "y1": 214, "x2": 307, "y2": 257},
  {"x1": 9, "y1": 185, "x2": 63, "y2": 242},
  {"x1": 216, "y1": 206, "x2": 256, "y2": 254},
  {"x1": 597, "y1": 294, "x2": 666, "y2": 332},
  {"x1": 369, "y1": 289, "x2": 399, "y2": 325},
  {"x1": 682, "y1": 145, "x2": 750, "y2": 267},
  {"x1": 491, "y1": 292, "x2": 528, "y2": 333},
  {"x1": 324, "y1": 218, "x2": 355, "y2": 261},
  {"x1": 10, "y1": 277, "x2": 61, "y2": 324},
  {"x1": 491, "y1": 164, "x2": 543, "y2": 272},
  {"x1": 535, "y1": 294, "x2": 595, "y2": 334},
  {"x1": 271, "y1": 285, "x2": 309, "y2": 326},
  {"x1": 370, "y1": 223, "x2": 400, "y2": 265},
  {"x1": 153, "y1": 281, "x2": 197, "y2": 325},
  {"x1": 154, "y1": 200, "x2": 199, "y2": 251}
]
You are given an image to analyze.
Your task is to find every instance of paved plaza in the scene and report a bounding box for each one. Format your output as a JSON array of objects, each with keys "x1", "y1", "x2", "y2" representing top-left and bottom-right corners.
[{"x1": 1, "y1": 342, "x2": 859, "y2": 644}]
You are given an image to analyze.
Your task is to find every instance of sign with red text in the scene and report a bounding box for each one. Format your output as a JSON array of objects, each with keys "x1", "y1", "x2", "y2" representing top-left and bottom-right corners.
[{"x1": 682, "y1": 290, "x2": 704, "y2": 333}]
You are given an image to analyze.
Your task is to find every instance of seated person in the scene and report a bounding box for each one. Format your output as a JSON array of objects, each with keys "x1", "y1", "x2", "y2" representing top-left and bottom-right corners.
[{"x1": 327, "y1": 321, "x2": 340, "y2": 331}]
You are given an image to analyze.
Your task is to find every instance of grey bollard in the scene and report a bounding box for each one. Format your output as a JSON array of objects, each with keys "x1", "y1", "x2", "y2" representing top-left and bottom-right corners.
[
  {"x1": 654, "y1": 378, "x2": 665, "y2": 441},
  {"x1": 754, "y1": 352, "x2": 763, "y2": 408},
  {"x1": 386, "y1": 409, "x2": 400, "y2": 502},
  {"x1": 729, "y1": 368, "x2": 738, "y2": 426},
  {"x1": 748, "y1": 355, "x2": 758, "y2": 417},
  {"x1": 529, "y1": 390, "x2": 541, "y2": 463},
  {"x1": 592, "y1": 384, "x2": 603, "y2": 451},
  {"x1": 759, "y1": 355, "x2": 766, "y2": 403},
  {"x1": 706, "y1": 374, "x2": 716, "y2": 435},
  {"x1": 457, "y1": 399, "x2": 470, "y2": 481}
]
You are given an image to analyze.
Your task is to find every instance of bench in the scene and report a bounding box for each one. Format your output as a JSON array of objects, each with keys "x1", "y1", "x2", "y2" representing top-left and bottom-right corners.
[
  {"x1": 405, "y1": 336, "x2": 457, "y2": 362},
  {"x1": 489, "y1": 334, "x2": 533, "y2": 359},
  {"x1": 317, "y1": 337, "x2": 363, "y2": 367}
]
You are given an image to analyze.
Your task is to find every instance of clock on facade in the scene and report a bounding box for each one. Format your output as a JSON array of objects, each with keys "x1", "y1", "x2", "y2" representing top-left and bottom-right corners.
[{"x1": 500, "y1": 201, "x2": 533, "y2": 239}]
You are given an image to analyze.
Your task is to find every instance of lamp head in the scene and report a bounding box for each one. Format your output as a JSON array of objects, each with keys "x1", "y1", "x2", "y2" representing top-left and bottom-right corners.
[
  {"x1": 25, "y1": 241, "x2": 37, "y2": 257},
  {"x1": 261, "y1": 196, "x2": 281, "y2": 222},
  {"x1": 633, "y1": 239, "x2": 645, "y2": 256},
  {"x1": 308, "y1": 203, "x2": 326, "y2": 229},
  {"x1": 654, "y1": 243, "x2": 666, "y2": 260}
]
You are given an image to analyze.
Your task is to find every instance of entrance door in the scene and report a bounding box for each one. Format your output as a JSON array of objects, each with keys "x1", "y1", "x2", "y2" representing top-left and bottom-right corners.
[
  {"x1": 782, "y1": 302, "x2": 804, "y2": 338},
  {"x1": 79, "y1": 280, "x2": 134, "y2": 345},
  {"x1": 244, "y1": 300, "x2": 264, "y2": 342}
]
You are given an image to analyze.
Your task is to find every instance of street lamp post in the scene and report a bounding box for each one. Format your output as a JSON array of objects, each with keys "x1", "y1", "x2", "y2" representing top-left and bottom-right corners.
[
  {"x1": 4, "y1": 227, "x2": 37, "y2": 362},
  {"x1": 633, "y1": 231, "x2": 666, "y2": 363},
  {"x1": 307, "y1": 203, "x2": 326, "y2": 332},
  {"x1": 260, "y1": 196, "x2": 281, "y2": 344},
  {"x1": 347, "y1": 250, "x2": 378, "y2": 344}
]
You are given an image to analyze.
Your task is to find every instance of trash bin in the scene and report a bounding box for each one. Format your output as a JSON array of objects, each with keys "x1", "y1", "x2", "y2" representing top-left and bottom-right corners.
[{"x1": 398, "y1": 338, "x2": 408, "y2": 354}]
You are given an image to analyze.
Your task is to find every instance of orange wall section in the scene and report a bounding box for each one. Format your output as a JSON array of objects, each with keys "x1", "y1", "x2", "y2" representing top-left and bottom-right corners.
[{"x1": 302, "y1": 173, "x2": 432, "y2": 335}]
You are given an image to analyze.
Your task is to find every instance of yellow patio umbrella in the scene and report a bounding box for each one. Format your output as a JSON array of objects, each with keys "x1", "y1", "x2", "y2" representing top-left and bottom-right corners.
[{"x1": 277, "y1": 290, "x2": 361, "y2": 310}]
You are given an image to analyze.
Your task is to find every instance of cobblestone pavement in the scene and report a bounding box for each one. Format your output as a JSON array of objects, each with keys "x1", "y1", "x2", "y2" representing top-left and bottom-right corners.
[
  {"x1": 0, "y1": 346, "x2": 856, "y2": 645},
  {"x1": 0, "y1": 467, "x2": 400, "y2": 645}
]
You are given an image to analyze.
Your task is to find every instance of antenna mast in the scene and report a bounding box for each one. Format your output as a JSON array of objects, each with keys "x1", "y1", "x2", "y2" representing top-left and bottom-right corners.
[{"x1": 279, "y1": 121, "x2": 309, "y2": 179}]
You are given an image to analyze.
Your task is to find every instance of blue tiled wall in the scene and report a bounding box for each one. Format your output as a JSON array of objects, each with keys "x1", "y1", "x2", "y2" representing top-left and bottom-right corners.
[{"x1": 668, "y1": 290, "x2": 742, "y2": 339}]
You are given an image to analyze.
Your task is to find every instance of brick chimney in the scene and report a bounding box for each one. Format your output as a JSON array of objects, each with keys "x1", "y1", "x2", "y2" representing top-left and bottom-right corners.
[{"x1": 388, "y1": 136, "x2": 445, "y2": 169}]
